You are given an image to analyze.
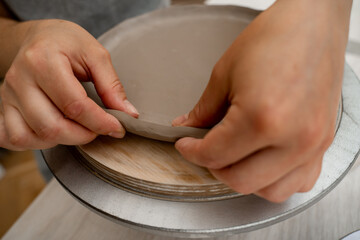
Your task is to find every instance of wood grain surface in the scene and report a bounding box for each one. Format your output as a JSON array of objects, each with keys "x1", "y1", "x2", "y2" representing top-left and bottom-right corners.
[{"x1": 78, "y1": 134, "x2": 237, "y2": 200}]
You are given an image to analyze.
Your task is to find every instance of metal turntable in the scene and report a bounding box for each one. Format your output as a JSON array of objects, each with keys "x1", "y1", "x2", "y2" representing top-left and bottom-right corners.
[{"x1": 43, "y1": 5, "x2": 360, "y2": 238}]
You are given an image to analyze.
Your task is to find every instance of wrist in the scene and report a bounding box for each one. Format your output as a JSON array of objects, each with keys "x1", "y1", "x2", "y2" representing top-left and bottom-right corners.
[{"x1": 273, "y1": 0, "x2": 352, "y2": 45}]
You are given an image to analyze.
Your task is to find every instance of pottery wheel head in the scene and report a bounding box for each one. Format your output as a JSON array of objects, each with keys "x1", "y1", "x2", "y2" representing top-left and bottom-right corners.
[{"x1": 46, "y1": 5, "x2": 360, "y2": 237}]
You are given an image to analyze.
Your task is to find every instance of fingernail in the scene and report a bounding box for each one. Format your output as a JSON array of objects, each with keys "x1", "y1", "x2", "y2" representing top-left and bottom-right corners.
[
  {"x1": 172, "y1": 113, "x2": 189, "y2": 126},
  {"x1": 108, "y1": 127, "x2": 126, "y2": 138},
  {"x1": 124, "y1": 100, "x2": 139, "y2": 117}
]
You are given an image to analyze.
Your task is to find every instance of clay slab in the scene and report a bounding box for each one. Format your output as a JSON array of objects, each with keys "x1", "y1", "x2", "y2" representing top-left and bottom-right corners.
[{"x1": 82, "y1": 6, "x2": 260, "y2": 141}]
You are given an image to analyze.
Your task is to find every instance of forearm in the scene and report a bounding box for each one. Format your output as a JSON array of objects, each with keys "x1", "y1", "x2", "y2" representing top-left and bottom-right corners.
[
  {"x1": 306, "y1": 0, "x2": 352, "y2": 42},
  {"x1": 260, "y1": 0, "x2": 352, "y2": 77},
  {"x1": 274, "y1": 0, "x2": 353, "y2": 43}
]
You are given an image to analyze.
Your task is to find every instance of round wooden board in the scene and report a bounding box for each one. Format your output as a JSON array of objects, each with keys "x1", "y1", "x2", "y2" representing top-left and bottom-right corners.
[{"x1": 77, "y1": 134, "x2": 238, "y2": 201}]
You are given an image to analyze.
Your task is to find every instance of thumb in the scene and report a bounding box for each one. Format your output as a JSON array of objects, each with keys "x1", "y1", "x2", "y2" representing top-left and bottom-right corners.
[
  {"x1": 88, "y1": 49, "x2": 139, "y2": 118},
  {"x1": 172, "y1": 68, "x2": 229, "y2": 128}
]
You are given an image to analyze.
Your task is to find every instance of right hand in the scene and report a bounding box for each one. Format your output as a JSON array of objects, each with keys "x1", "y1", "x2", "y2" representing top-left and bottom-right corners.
[
  {"x1": 172, "y1": 0, "x2": 349, "y2": 202},
  {"x1": 0, "y1": 19, "x2": 138, "y2": 151}
]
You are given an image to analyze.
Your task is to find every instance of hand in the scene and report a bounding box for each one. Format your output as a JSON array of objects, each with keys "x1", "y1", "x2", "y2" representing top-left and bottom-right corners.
[
  {"x1": 173, "y1": 0, "x2": 352, "y2": 202},
  {"x1": 0, "y1": 19, "x2": 138, "y2": 150}
]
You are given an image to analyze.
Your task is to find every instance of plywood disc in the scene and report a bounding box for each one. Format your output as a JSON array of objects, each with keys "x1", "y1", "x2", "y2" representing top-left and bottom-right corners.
[{"x1": 78, "y1": 134, "x2": 238, "y2": 201}]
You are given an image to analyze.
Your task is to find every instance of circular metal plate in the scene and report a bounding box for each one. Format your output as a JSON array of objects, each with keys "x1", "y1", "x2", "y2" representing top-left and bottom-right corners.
[{"x1": 43, "y1": 6, "x2": 360, "y2": 239}]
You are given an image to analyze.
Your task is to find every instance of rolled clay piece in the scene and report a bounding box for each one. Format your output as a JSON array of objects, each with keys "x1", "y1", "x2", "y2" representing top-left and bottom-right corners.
[
  {"x1": 106, "y1": 109, "x2": 208, "y2": 142},
  {"x1": 82, "y1": 5, "x2": 260, "y2": 142},
  {"x1": 84, "y1": 85, "x2": 209, "y2": 142}
]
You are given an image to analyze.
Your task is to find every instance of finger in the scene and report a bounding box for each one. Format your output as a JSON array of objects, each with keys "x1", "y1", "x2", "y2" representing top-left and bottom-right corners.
[
  {"x1": 10, "y1": 83, "x2": 98, "y2": 145},
  {"x1": 209, "y1": 147, "x2": 313, "y2": 195},
  {"x1": 254, "y1": 156, "x2": 323, "y2": 202},
  {"x1": 0, "y1": 94, "x2": 25, "y2": 150},
  {"x1": 172, "y1": 65, "x2": 229, "y2": 127},
  {"x1": 34, "y1": 56, "x2": 125, "y2": 136},
  {"x1": 175, "y1": 105, "x2": 268, "y2": 169},
  {"x1": 85, "y1": 47, "x2": 139, "y2": 117},
  {"x1": 3, "y1": 103, "x2": 55, "y2": 150},
  {"x1": 0, "y1": 107, "x2": 25, "y2": 151}
]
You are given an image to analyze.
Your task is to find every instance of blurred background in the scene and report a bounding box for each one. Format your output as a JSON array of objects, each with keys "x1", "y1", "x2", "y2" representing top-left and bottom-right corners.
[{"x1": 0, "y1": 0, "x2": 359, "y2": 237}]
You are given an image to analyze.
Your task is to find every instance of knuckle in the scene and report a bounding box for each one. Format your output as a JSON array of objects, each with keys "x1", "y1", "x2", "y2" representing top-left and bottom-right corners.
[
  {"x1": 95, "y1": 46, "x2": 111, "y2": 60},
  {"x1": 36, "y1": 123, "x2": 61, "y2": 141},
  {"x1": 23, "y1": 43, "x2": 48, "y2": 68},
  {"x1": 4, "y1": 67, "x2": 19, "y2": 90},
  {"x1": 110, "y1": 79, "x2": 124, "y2": 92},
  {"x1": 9, "y1": 132, "x2": 28, "y2": 147},
  {"x1": 251, "y1": 103, "x2": 282, "y2": 137},
  {"x1": 63, "y1": 98, "x2": 87, "y2": 120},
  {"x1": 99, "y1": 79, "x2": 124, "y2": 99},
  {"x1": 23, "y1": 46, "x2": 38, "y2": 61},
  {"x1": 4, "y1": 67, "x2": 16, "y2": 81}
]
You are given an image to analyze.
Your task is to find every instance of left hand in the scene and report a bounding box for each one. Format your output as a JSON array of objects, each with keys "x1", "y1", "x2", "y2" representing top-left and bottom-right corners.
[{"x1": 172, "y1": 0, "x2": 352, "y2": 202}]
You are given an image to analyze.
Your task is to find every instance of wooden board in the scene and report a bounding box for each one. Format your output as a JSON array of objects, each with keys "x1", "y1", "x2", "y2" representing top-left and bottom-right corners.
[{"x1": 78, "y1": 134, "x2": 237, "y2": 200}]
